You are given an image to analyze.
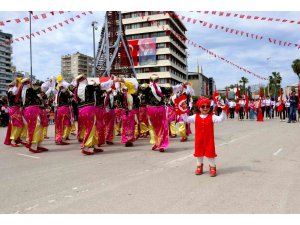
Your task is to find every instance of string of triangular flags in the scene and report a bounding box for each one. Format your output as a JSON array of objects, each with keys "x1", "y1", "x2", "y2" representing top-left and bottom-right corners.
[
  {"x1": 192, "y1": 11, "x2": 300, "y2": 25},
  {"x1": 0, "y1": 11, "x2": 93, "y2": 45},
  {"x1": 0, "y1": 11, "x2": 71, "y2": 26},
  {"x1": 174, "y1": 12, "x2": 300, "y2": 50},
  {"x1": 136, "y1": 11, "x2": 268, "y2": 81}
]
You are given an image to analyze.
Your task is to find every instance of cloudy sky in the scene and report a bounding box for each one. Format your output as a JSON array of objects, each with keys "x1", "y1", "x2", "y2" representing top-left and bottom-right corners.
[{"x1": 0, "y1": 11, "x2": 299, "y2": 89}]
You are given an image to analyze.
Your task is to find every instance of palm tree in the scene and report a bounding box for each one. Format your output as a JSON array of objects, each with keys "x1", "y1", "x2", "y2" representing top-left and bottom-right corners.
[
  {"x1": 239, "y1": 76, "x2": 249, "y2": 95},
  {"x1": 291, "y1": 59, "x2": 300, "y2": 81},
  {"x1": 268, "y1": 72, "x2": 282, "y2": 97}
]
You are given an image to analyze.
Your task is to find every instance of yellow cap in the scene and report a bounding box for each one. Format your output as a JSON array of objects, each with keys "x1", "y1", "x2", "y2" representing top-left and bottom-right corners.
[
  {"x1": 56, "y1": 75, "x2": 63, "y2": 83},
  {"x1": 21, "y1": 78, "x2": 30, "y2": 84}
]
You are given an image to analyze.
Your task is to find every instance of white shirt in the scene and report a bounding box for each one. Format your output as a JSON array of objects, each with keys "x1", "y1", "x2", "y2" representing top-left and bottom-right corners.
[
  {"x1": 181, "y1": 111, "x2": 225, "y2": 124},
  {"x1": 285, "y1": 102, "x2": 290, "y2": 107},
  {"x1": 265, "y1": 99, "x2": 271, "y2": 106},
  {"x1": 229, "y1": 101, "x2": 236, "y2": 108}
]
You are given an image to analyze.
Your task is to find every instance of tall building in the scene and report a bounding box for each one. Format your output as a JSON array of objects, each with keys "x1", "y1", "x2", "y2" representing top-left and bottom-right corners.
[
  {"x1": 208, "y1": 77, "x2": 216, "y2": 96},
  {"x1": 61, "y1": 52, "x2": 93, "y2": 81},
  {"x1": 121, "y1": 11, "x2": 188, "y2": 85},
  {"x1": 0, "y1": 30, "x2": 13, "y2": 97}
]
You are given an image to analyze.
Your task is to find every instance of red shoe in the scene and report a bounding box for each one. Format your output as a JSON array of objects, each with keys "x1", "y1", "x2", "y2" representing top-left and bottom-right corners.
[
  {"x1": 11, "y1": 143, "x2": 20, "y2": 147},
  {"x1": 81, "y1": 149, "x2": 94, "y2": 155},
  {"x1": 152, "y1": 145, "x2": 158, "y2": 151},
  {"x1": 159, "y1": 148, "x2": 165, "y2": 152},
  {"x1": 209, "y1": 165, "x2": 217, "y2": 177},
  {"x1": 29, "y1": 148, "x2": 42, "y2": 153},
  {"x1": 37, "y1": 146, "x2": 49, "y2": 151},
  {"x1": 180, "y1": 137, "x2": 188, "y2": 142},
  {"x1": 56, "y1": 141, "x2": 70, "y2": 145},
  {"x1": 93, "y1": 148, "x2": 104, "y2": 153},
  {"x1": 25, "y1": 143, "x2": 31, "y2": 148},
  {"x1": 195, "y1": 164, "x2": 203, "y2": 175}
]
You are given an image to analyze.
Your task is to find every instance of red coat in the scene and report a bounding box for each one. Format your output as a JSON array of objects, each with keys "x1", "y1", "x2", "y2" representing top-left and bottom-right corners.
[{"x1": 194, "y1": 113, "x2": 217, "y2": 158}]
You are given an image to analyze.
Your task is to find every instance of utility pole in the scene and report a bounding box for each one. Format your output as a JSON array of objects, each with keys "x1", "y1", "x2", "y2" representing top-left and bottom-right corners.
[
  {"x1": 91, "y1": 21, "x2": 98, "y2": 77},
  {"x1": 29, "y1": 11, "x2": 33, "y2": 81}
]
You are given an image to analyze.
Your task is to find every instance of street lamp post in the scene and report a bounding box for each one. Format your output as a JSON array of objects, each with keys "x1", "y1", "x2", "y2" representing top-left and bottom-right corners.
[{"x1": 91, "y1": 21, "x2": 98, "y2": 77}]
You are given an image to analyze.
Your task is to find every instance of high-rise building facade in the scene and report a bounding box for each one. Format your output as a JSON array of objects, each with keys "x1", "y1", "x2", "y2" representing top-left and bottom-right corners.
[
  {"x1": 61, "y1": 52, "x2": 93, "y2": 81},
  {"x1": 0, "y1": 31, "x2": 13, "y2": 97},
  {"x1": 122, "y1": 11, "x2": 188, "y2": 85}
]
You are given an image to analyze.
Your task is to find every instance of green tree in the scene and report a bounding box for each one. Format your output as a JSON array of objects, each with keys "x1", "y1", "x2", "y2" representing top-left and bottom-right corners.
[
  {"x1": 239, "y1": 76, "x2": 249, "y2": 95},
  {"x1": 291, "y1": 59, "x2": 300, "y2": 81},
  {"x1": 268, "y1": 72, "x2": 282, "y2": 97}
]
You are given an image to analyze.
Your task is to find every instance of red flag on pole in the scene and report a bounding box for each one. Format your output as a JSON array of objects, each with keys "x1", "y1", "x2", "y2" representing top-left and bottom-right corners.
[{"x1": 174, "y1": 95, "x2": 188, "y2": 115}]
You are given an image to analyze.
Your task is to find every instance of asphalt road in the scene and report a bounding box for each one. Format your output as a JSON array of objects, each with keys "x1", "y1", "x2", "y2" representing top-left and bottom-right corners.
[{"x1": 0, "y1": 117, "x2": 300, "y2": 214}]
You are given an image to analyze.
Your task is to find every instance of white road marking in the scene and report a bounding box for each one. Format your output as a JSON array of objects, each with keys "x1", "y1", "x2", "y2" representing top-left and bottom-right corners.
[
  {"x1": 48, "y1": 200, "x2": 56, "y2": 203},
  {"x1": 17, "y1": 153, "x2": 40, "y2": 159},
  {"x1": 273, "y1": 148, "x2": 283, "y2": 156},
  {"x1": 64, "y1": 195, "x2": 73, "y2": 198},
  {"x1": 24, "y1": 204, "x2": 39, "y2": 211},
  {"x1": 166, "y1": 154, "x2": 193, "y2": 165},
  {"x1": 72, "y1": 187, "x2": 78, "y2": 190},
  {"x1": 217, "y1": 135, "x2": 250, "y2": 147}
]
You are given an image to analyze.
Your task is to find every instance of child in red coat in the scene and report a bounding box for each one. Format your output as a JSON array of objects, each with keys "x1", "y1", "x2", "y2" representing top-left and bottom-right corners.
[{"x1": 182, "y1": 97, "x2": 225, "y2": 177}]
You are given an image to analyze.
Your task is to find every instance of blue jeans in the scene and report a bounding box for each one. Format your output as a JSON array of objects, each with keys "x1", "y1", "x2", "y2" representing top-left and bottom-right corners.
[
  {"x1": 289, "y1": 105, "x2": 297, "y2": 122},
  {"x1": 249, "y1": 109, "x2": 255, "y2": 120}
]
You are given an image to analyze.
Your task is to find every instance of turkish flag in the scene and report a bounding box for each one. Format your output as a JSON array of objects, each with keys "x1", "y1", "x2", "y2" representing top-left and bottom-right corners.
[
  {"x1": 175, "y1": 95, "x2": 188, "y2": 115},
  {"x1": 127, "y1": 40, "x2": 139, "y2": 66}
]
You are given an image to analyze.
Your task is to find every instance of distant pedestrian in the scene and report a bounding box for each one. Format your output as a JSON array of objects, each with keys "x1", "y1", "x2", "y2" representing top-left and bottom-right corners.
[{"x1": 288, "y1": 91, "x2": 298, "y2": 123}]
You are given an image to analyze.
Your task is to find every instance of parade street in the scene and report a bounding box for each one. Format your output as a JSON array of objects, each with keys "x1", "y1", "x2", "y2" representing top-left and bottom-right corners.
[{"x1": 0, "y1": 118, "x2": 300, "y2": 214}]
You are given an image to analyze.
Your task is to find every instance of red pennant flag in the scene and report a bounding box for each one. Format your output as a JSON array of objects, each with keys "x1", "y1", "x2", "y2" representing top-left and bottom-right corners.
[
  {"x1": 251, "y1": 34, "x2": 254, "y2": 38},
  {"x1": 187, "y1": 18, "x2": 191, "y2": 22},
  {"x1": 36, "y1": 31, "x2": 40, "y2": 35},
  {"x1": 254, "y1": 16, "x2": 259, "y2": 19},
  {"x1": 26, "y1": 35, "x2": 30, "y2": 39},
  {"x1": 225, "y1": 28, "x2": 229, "y2": 32},
  {"x1": 268, "y1": 18, "x2": 274, "y2": 21},
  {"x1": 192, "y1": 19, "x2": 197, "y2": 24},
  {"x1": 279, "y1": 40, "x2": 282, "y2": 45},
  {"x1": 6, "y1": 20, "x2": 11, "y2": 23},
  {"x1": 275, "y1": 18, "x2": 280, "y2": 21},
  {"x1": 181, "y1": 16, "x2": 185, "y2": 20},
  {"x1": 76, "y1": 15, "x2": 80, "y2": 19},
  {"x1": 41, "y1": 13, "x2": 47, "y2": 19},
  {"x1": 64, "y1": 20, "x2": 69, "y2": 24},
  {"x1": 246, "y1": 32, "x2": 249, "y2": 37},
  {"x1": 50, "y1": 11, "x2": 55, "y2": 16},
  {"x1": 215, "y1": 25, "x2": 218, "y2": 29},
  {"x1": 59, "y1": 11, "x2": 64, "y2": 14},
  {"x1": 53, "y1": 25, "x2": 57, "y2": 29},
  {"x1": 234, "y1": 14, "x2": 238, "y2": 17},
  {"x1": 230, "y1": 29, "x2": 234, "y2": 33},
  {"x1": 203, "y1": 22, "x2": 207, "y2": 26},
  {"x1": 31, "y1": 33, "x2": 35, "y2": 37},
  {"x1": 59, "y1": 22, "x2": 63, "y2": 27},
  {"x1": 21, "y1": 37, "x2": 24, "y2": 40},
  {"x1": 48, "y1": 27, "x2": 52, "y2": 31},
  {"x1": 212, "y1": 11, "x2": 216, "y2": 15},
  {"x1": 235, "y1": 30, "x2": 239, "y2": 35},
  {"x1": 70, "y1": 18, "x2": 74, "y2": 22},
  {"x1": 282, "y1": 19, "x2": 287, "y2": 22},
  {"x1": 204, "y1": 11, "x2": 209, "y2": 14},
  {"x1": 33, "y1": 15, "x2": 38, "y2": 20},
  {"x1": 82, "y1": 12, "x2": 86, "y2": 16},
  {"x1": 290, "y1": 20, "x2": 295, "y2": 23},
  {"x1": 261, "y1": 17, "x2": 266, "y2": 20},
  {"x1": 240, "y1": 14, "x2": 245, "y2": 18},
  {"x1": 226, "y1": 13, "x2": 231, "y2": 17},
  {"x1": 219, "y1": 12, "x2": 224, "y2": 16},
  {"x1": 16, "y1": 38, "x2": 19, "y2": 41},
  {"x1": 15, "y1": 18, "x2": 21, "y2": 23},
  {"x1": 88, "y1": 11, "x2": 93, "y2": 14},
  {"x1": 246, "y1": 15, "x2": 251, "y2": 19},
  {"x1": 297, "y1": 21, "x2": 300, "y2": 24},
  {"x1": 0, "y1": 21, "x2": 4, "y2": 26},
  {"x1": 42, "y1": 29, "x2": 46, "y2": 33},
  {"x1": 241, "y1": 31, "x2": 244, "y2": 36},
  {"x1": 268, "y1": 38, "x2": 272, "y2": 42},
  {"x1": 24, "y1": 17, "x2": 29, "y2": 22},
  {"x1": 209, "y1": 24, "x2": 213, "y2": 28}
]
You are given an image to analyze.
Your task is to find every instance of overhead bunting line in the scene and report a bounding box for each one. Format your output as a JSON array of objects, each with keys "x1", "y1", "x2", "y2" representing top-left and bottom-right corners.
[
  {"x1": 0, "y1": 11, "x2": 93, "y2": 45},
  {"x1": 174, "y1": 12, "x2": 300, "y2": 50},
  {"x1": 0, "y1": 11, "x2": 72, "y2": 26},
  {"x1": 191, "y1": 11, "x2": 300, "y2": 26}
]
